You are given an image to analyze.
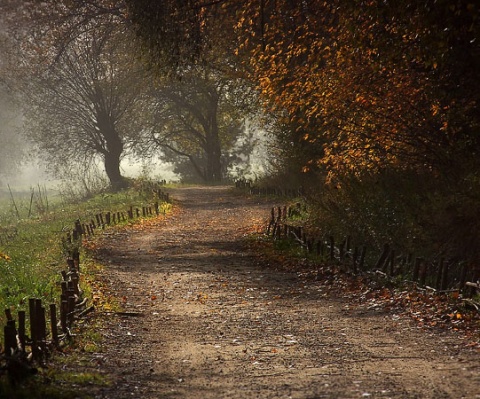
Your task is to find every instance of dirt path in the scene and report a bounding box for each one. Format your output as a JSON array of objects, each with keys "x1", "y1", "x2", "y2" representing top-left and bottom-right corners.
[{"x1": 83, "y1": 186, "x2": 480, "y2": 399}]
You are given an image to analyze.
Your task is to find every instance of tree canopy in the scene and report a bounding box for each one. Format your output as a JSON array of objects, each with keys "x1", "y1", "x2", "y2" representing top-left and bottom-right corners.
[
  {"x1": 124, "y1": 0, "x2": 480, "y2": 260},
  {"x1": 124, "y1": 0, "x2": 479, "y2": 178},
  {"x1": 2, "y1": 0, "x2": 480, "y2": 257},
  {"x1": 139, "y1": 66, "x2": 257, "y2": 182}
]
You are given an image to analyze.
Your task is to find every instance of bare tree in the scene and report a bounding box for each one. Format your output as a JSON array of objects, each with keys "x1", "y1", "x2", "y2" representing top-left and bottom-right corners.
[{"x1": 23, "y1": 28, "x2": 149, "y2": 190}]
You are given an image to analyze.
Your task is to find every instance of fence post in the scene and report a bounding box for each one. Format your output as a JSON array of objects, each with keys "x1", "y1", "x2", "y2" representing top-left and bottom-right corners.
[
  {"x1": 329, "y1": 236, "x2": 335, "y2": 261},
  {"x1": 50, "y1": 304, "x2": 59, "y2": 346},
  {"x1": 67, "y1": 295, "x2": 75, "y2": 327},
  {"x1": 339, "y1": 239, "x2": 345, "y2": 261},
  {"x1": 412, "y1": 257, "x2": 421, "y2": 282},
  {"x1": 387, "y1": 250, "x2": 395, "y2": 275},
  {"x1": 36, "y1": 299, "x2": 47, "y2": 358},
  {"x1": 352, "y1": 246, "x2": 359, "y2": 274},
  {"x1": 435, "y1": 258, "x2": 444, "y2": 290},
  {"x1": 18, "y1": 310, "x2": 26, "y2": 352},
  {"x1": 359, "y1": 246, "x2": 367, "y2": 271},
  {"x1": 375, "y1": 244, "x2": 390, "y2": 270},
  {"x1": 419, "y1": 260, "x2": 427, "y2": 287},
  {"x1": 441, "y1": 260, "x2": 449, "y2": 291},
  {"x1": 29, "y1": 298, "x2": 38, "y2": 360},
  {"x1": 460, "y1": 262, "x2": 468, "y2": 292},
  {"x1": 4, "y1": 321, "x2": 16, "y2": 357},
  {"x1": 316, "y1": 240, "x2": 324, "y2": 257},
  {"x1": 60, "y1": 299, "x2": 68, "y2": 334}
]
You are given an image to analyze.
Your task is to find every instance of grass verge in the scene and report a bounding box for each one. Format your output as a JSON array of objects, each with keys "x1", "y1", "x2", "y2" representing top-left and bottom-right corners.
[{"x1": 0, "y1": 181, "x2": 171, "y2": 396}]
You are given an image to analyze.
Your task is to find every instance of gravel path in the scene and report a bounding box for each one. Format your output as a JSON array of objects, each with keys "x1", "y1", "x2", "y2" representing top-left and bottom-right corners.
[{"x1": 80, "y1": 186, "x2": 480, "y2": 399}]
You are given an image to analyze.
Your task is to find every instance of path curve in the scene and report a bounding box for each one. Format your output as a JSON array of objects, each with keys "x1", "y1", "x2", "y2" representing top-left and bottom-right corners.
[{"x1": 84, "y1": 186, "x2": 479, "y2": 399}]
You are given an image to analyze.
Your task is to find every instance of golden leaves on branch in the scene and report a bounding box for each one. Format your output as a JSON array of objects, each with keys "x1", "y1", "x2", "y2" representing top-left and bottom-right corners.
[{"x1": 232, "y1": 0, "x2": 469, "y2": 180}]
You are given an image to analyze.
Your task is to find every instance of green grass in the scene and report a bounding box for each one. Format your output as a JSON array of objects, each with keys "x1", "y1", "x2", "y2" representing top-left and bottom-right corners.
[
  {"x1": 0, "y1": 182, "x2": 170, "y2": 346},
  {"x1": 0, "y1": 181, "x2": 170, "y2": 396}
]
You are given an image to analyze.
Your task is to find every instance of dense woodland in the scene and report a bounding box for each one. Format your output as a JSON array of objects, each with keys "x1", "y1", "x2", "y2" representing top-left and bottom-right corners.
[{"x1": 0, "y1": 1, "x2": 479, "y2": 269}]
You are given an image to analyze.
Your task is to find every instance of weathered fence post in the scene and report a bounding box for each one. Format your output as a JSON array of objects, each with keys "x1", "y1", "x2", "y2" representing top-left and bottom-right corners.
[
  {"x1": 18, "y1": 310, "x2": 26, "y2": 352},
  {"x1": 435, "y1": 258, "x2": 444, "y2": 290},
  {"x1": 4, "y1": 321, "x2": 16, "y2": 357},
  {"x1": 412, "y1": 257, "x2": 421, "y2": 282},
  {"x1": 35, "y1": 299, "x2": 46, "y2": 358},
  {"x1": 460, "y1": 262, "x2": 468, "y2": 292},
  {"x1": 60, "y1": 299, "x2": 68, "y2": 334},
  {"x1": 441, "y1": 260, "x2": 449, "y2": 291},
  {"x1": 329, "y1": 236, "x2": 335, "y2": 261},
  {"x1": 316, "y1": 240, "x2": 324, "y2": 257},
  {"x1": 29, "y1": 298, "x2": 38, "y2": 360},
  {"x1": 359, "y1": 246, "x2": 367, "y2": 271},
  {"x1": 352, "y1": 246, "x2": 359, "y2": 274},
  {"x1": 50, "y1": 304, "x2": 59, "y2": 346},
  {"x1": 419, "y1": 260, "x2": 427, "y2": 287},
  {"x1": 387, "y1": 250, "x2": 395, "y2": 276},
  {"x1": 375, "y1": 244, "x2": 390, "y2": 270}
]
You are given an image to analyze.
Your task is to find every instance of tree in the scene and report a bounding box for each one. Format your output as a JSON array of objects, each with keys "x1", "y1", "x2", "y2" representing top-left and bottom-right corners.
[
  {"x1": 141, "y1": 67, "x2": 255, "y2": 183},
  {"x1": 123, "y1": 1, "x2": 271, "y2": 183},
  {"x1": 234, "y1": 0, "x2": 480, "y2": 181},
  {"x1": 23, "y1": 28, "x2": 149, "y2": 190},
  {"x1": 232, "y1": 0, "x2": 480, "y2": 260},
  {"x1": 0, "y1": 24, "x2": 26, "y2": 182},
  {"x1": 0, "y1": 84, "x2": 24, "y2": 183}
]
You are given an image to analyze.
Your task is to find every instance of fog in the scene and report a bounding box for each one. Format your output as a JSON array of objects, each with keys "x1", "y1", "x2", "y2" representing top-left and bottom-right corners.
[
  {"x1": 2, "y1": 157, "x2": 180, "y2": 193},
  {"x1": 121, "y1": 157, "x2": 180, "y2": 183},
  {"x1": 1, "y1": 131, "x2": 269, "y2": 195}
]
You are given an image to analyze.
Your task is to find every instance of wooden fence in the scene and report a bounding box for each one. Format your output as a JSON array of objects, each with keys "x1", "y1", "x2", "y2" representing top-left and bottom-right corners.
[
  {"x1": 266, "y1": 205, "x2": 480, "y2": 297},
  {"x1": 0, "y1": 188, "x2": 170, "y2": 383}
]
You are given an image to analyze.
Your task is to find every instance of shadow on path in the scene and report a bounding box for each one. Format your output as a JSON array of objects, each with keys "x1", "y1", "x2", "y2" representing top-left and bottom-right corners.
[{"x1": 86, "y1": 186, "x2": 480, "y2": 399}]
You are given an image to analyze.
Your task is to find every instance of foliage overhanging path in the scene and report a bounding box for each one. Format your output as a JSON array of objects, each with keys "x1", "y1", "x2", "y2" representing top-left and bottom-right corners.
[{"x1": 87, "y1": 186, "x2": 480, "y2": 399}]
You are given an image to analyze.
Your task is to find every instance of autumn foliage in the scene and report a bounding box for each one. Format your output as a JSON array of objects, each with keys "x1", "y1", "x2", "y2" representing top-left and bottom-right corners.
[
  {"x1": 235, "y1": 1, "x2": 478, "y2": 175},
  {"x1": 229, "y1": 0, "x2": 480, "y2": 262},
  {"x1": 3, "y1": 0, "x2": 480, "y2": 262}
]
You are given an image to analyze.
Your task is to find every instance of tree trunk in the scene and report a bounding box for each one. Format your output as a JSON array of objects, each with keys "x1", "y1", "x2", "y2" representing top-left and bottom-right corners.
[
  {"x1": 204, "y1": 100, "x2": 222, "y2": 183},
  {"x1": 102, "y1": 127, "x2": 127, "y2": 191},
  {"x1": 205, "y1": 138, "x2": 222, "y2": 182},
  {"x1": 97, "y1": 107, "x2": 127, "y2": 191},
  {"x1": 104, "y1": 150, "x2": 126, "y2": 191}
]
